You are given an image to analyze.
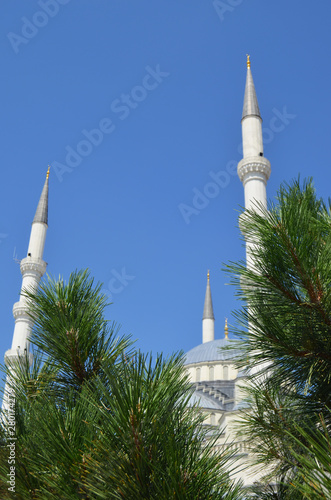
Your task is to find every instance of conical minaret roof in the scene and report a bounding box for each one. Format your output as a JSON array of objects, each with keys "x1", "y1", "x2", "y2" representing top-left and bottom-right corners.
[
  {"x1": 203, "y1": 271, "x2": 215, "y2": 320},
  {"x1": 242, "y1": 55, "x2": 261, "y2": 121},
  {"x1": 33, "y1": 166, "x2": 50, "y2": 225}
]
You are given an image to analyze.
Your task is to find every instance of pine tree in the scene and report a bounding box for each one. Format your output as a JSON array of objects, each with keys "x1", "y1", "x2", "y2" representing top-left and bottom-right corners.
[
  {"x1": 1, "y1": 270, "x2": 132, "y2": 498},
  {"x1": 226, "y1": 178, "x2": 331, "y2": 496},
  {"x1": 0, "y1": 269, "x2": 243, "y2": 499}
]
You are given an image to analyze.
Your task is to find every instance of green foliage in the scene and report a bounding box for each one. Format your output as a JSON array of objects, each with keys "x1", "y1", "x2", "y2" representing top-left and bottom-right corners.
[
  {"x1": 248, "y1": 479, "x2": 304, "y2": 500},
  {"x1": 230, "y1": 179, "x2": 331, "y2": 398},
  {"x1": 285, "y1": 412, "x2": 331, "y2": 498},
  {"x1": 225, "y1": 178, "x2": 331, "y2": 495},
  {"x1": 0, "y1": 269, "x2": 243, "y2": 499},
  {"x1": 82, "y1": 352, "x2": 242, "y2": 499},
  {"x1": 26, "y1": 269, "x2": 129, "y2": 392},
  {"x1": 1, "y1": 270, "x2": 132, "y2": 498}
]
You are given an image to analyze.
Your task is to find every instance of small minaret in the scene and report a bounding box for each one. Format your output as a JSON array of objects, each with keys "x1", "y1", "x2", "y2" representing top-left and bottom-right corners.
[
  {"x1": 2, "y1": 168, "x2": 50, "y2": 411},
  {"x1": 237, "y1": 55, "x2": 271, "y2": 213},
  {"x1": 202, "y1": 270, "x2": 215, "y2": 343}
]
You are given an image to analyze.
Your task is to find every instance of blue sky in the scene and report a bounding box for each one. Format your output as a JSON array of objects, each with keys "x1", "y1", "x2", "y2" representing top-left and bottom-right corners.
[{"x1": 1, "y1": 1, "x2": 331, "y2": 369}]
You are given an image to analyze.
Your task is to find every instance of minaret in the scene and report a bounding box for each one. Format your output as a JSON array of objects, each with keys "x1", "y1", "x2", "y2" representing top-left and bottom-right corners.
[
  {"x1": 237, "y1": 56, "x2": 271, "y2": 270},
  {"x1": 2, "y1": 168, "x2": 50, "y2": 411},
  {"x1": 237, "y1": 55, "x2": 271, "y2": 213},
  {"x1": 202, "y1": 270, "x2": 215, "y2": 343}
]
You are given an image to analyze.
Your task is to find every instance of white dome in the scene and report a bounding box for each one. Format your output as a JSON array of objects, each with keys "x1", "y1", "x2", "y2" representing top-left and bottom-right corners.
[{"x1": 184, "y1": 338, "x2": 241, "y2": 365}]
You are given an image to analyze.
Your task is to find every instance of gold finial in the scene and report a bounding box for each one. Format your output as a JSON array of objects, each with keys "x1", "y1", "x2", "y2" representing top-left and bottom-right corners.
[
  {"x1": 224, "y1": 318, "x2": 229, "y2": 340},
  {"x1": 207, "y1": 270, "x2": 210, "y2": 281},
  {"x1": 46, "y1": 165, "x2": 50, "y2": 180},
  {"x1": 246, "y1": 54, "x2": 251, "y2": 69}
]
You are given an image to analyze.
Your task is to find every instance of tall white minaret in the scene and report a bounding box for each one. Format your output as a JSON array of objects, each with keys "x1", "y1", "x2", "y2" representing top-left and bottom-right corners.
[
  {"x1": 202, "y1": 270, "x2": 215, "y2": 343},
  {"x1": 237, "y1": 55, "x2": 271, "y2": 213},
  {"x1": 237, "y1": 55, "x2": 271, "y2": 268},
  {"x1": 2, "y1": 167, "x2": 50, "y2": 411}
]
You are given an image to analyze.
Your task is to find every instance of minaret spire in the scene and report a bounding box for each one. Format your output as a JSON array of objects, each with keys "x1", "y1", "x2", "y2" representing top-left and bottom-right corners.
[
  {"x1": 33, "y1": 166, "x2": 50, "y2": 224},
  {"x1": 202, "y1": 270, "x2": 215, "y2": 343},
  {"x1": 2, "y1": 168, "x2": 50, "y2": 412},
  {"x1": 242, "y1": 55, "x2": 261, "y2": 121}
]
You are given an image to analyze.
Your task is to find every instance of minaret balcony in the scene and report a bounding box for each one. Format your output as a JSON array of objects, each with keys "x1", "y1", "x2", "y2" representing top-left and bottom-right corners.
[
  {"x1": 12, "y1": 302, "x2": 31, "y2": 320},
  {"x1": 237, "y1": 156, "x2": 271, "y2": 183},
  {"x1": 5, "y1": 348, "x2": 33, "y2": 367},
  {"x1": 20, "y1": 256, "x2": 47, "y2": 277}
]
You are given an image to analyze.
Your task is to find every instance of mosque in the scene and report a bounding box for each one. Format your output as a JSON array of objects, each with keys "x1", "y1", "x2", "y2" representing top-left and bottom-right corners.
[{"x1": 3, "y1": 56, "x2": 270, "y2": 486}]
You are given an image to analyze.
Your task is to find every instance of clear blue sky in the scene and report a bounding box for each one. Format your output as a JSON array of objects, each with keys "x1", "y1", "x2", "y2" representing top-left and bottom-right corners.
[{"x1": 1, "y1": 1, "x2": 331, "y2": 367}]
